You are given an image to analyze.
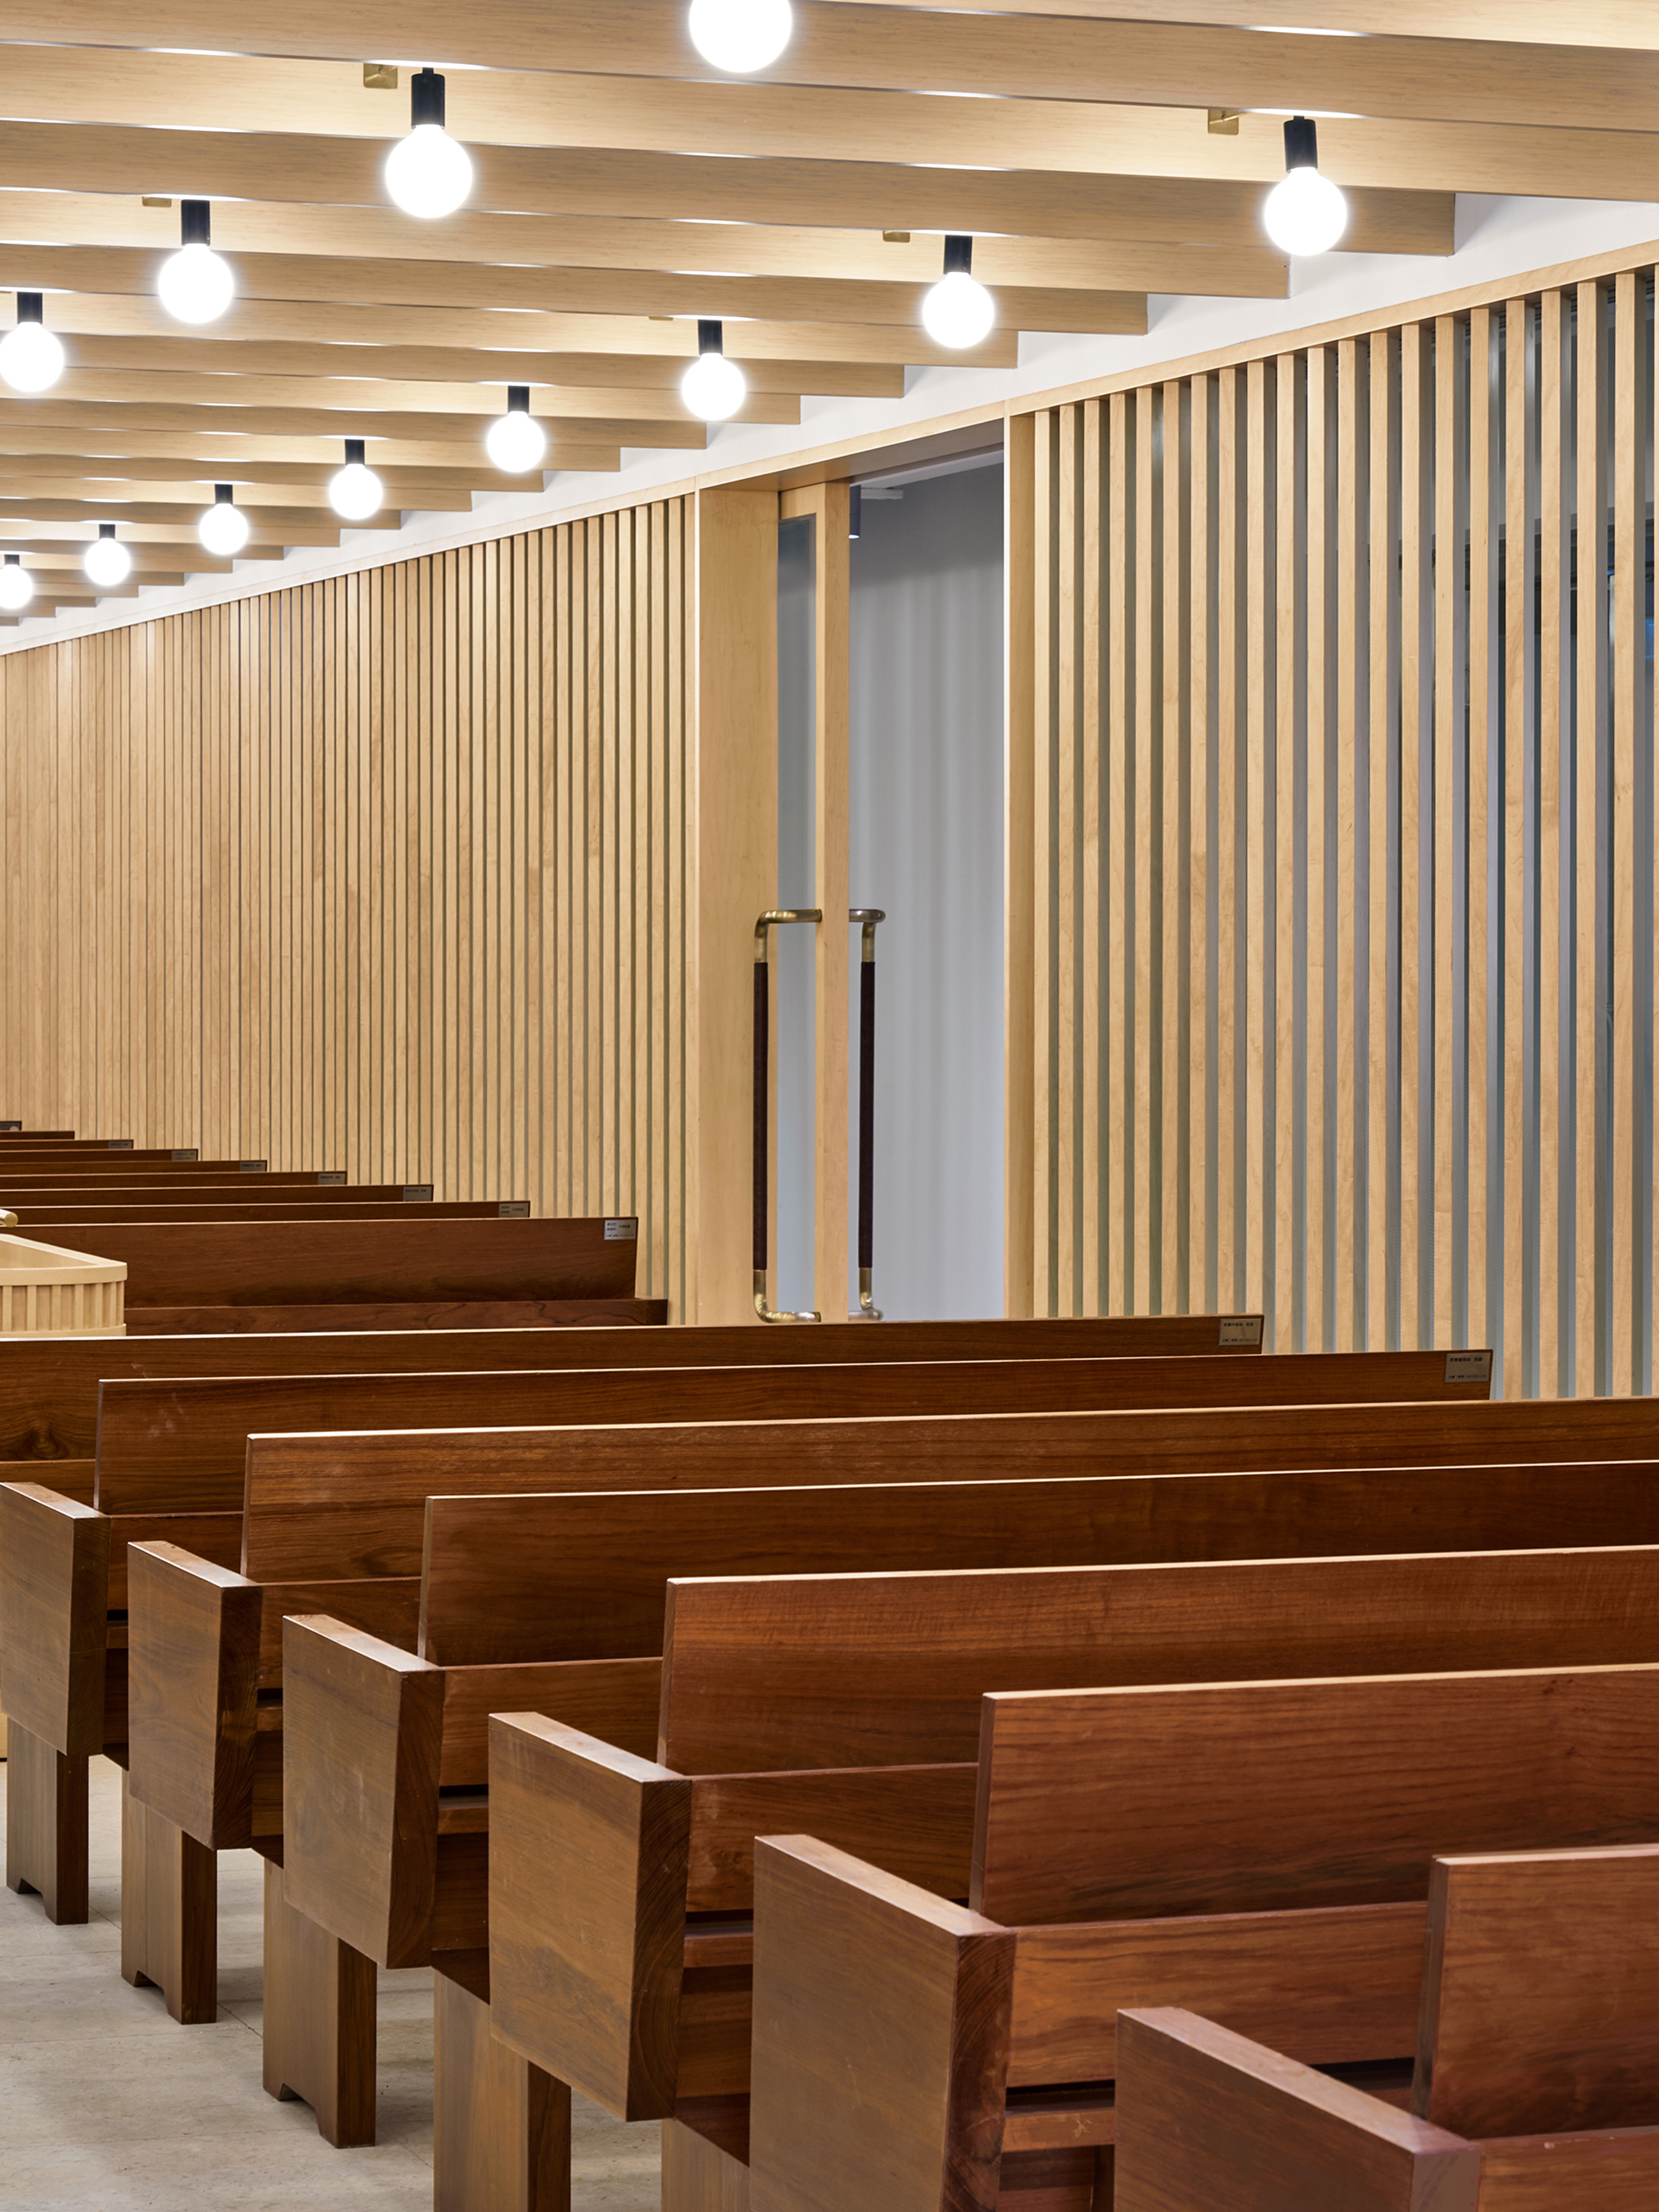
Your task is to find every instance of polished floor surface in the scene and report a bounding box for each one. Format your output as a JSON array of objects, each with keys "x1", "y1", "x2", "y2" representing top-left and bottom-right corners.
[{"x1": 1, "y1": 1755, "x2": 662, "y2": 2210}]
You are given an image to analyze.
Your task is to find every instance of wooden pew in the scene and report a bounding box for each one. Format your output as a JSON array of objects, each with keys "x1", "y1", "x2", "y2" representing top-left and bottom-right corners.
[
  {"x1": 1116, "y1": 1834, "x2": 1659, "y2": 2212},
  {"x1": 117, "y1": 1350, "x2": 1475, "y2": 1980},
  {"x1": 1, "y1": 1316, "x2": 1268, "y2": 1923},
  {"x1": 741, "y1": 1663, "x2": 1659, "y2": 2212},
  {"x1": 9, "y1": 1200, "x2": 531, "y2": 1226},
  {"x1": 8, "y1": 1215, "x2": 655, "y2": 1331}
]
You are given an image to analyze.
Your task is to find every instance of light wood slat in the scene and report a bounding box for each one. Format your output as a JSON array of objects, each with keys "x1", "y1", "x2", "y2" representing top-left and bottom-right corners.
[
  {"x1": 1333, "y1": 338, "x2": 1358, "y2": 1353},
  {"x1": 1503, "y1": 299, "x2": 1528, "y2": 1395},
  {"x1": 1215, "y1": 367, "x2": 1238, "y2": 1317},
  {"x1": 1187, "y1": 372, "x2": 1210, "y2": 1318},
  {"x1": 1031, "y1": 410, "x2": 1055, "y2": 1311},
  {"x1": 1004, "y1": 411, "x2": 1036, "y2": 1319},
  {"x1": 1106, "y1": 391, "x2": 1129, "y2": 1317},
  {"x1": 1273, "y1": 354, "x2": 1297, "y2": 1351},
  {"x1": 1575, "y1": 278, "x2": 1605, "y2": 1394},
  {"x1": 1399, "y1": 319, "x2": 1425, "y2": 1350},
  {"x1": 1367, "y1": 329, "x2": 1393, "y2": 1352},
  {"x1": 1538, "y1": 284, "x2": 1564, "y2": 1399},
  {"x1": 1134, "y1": 383, "x2": 1155, "y2": 1311},
  {"x1": 1160, "y1": 378, "x2": 1182, "y2": 1314},
  {"x1": 1611, "y1": 270, "x2": 1639, "y2": 1395},
  {"x1": 1433, "y1": 315, "x2": 1458, "y2": 1348},
  {"x1": 1306, "y1": 346, "x2": 1329, "y2": 1354},
  {"x1": 9, "y1": 1, "x2": 1650, "y2": 136},
  {"x1": 1057, "y1": 405, "x2": 1079, "y2": 1315},
  {"x1": 1244, "y1": 356, "x2": 1267, "y2": 1322},
  {"x1": 1081, "y1": 399, "x2": 1103, "y2": 1315},
  {"x1": 1467, "y1": 306, "x2": 1492, "y2": 1358}
]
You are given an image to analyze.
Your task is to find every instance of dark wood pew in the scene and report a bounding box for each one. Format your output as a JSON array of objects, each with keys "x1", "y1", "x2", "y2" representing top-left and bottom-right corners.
[
  {"x1": 1, "y1": 1315, "x2": 1267, "y2": 1924},
  {"x1": 0, "y1": 1177, "x2": 405, "y2": 1195},
  {"x1": 9, "y1": 1200, "x2": 531, "y2": 1226},
  {"x1": 741, "y1": 1663, "x2": 1659, "y2": 2212},
  {"x1": 0, "y1": 1151, "x2": 276, "y2": 1173},
  {"x1": 1116, "y1": 1837, "x2": 1659, "y2": 2212},
  {"x1": 13, "y1": 1216, "x2": 651, "y2": 1331}
]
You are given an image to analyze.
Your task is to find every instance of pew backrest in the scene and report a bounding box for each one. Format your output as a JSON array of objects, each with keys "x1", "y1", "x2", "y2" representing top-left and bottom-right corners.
[{"x1": 1414, "y1": 1844, "x2": 1659, "y2": 2138}]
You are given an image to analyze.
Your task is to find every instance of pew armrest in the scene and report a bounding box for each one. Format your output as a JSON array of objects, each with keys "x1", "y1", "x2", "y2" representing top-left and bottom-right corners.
[
  {"x1": 0, "y1": 1480, "x2": 109, "y2": 1755},
  {"x1": 489, "y1": 1712, "x2": 692, "y2": 2122},
  {"x1": 749, "y1": 1834, "x2": 1017, "y2": 2212},
  {"x1": 281, "y1": 1614, "x2": 444, "y2": 1969},
  {"x1": 127, "y1": 1541, "x2": 263, "y2": 1849},
  {"x1": 1112, "y1": 2009, "x2": 1480, "y2": 2212}
]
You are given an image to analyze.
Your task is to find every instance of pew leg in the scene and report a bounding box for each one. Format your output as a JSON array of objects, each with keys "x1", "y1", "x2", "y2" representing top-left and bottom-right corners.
[
  {"x1": 261, "y1": 1859, "x2": 377, "y2": 2148},
  {"x1": 119, "y1": 1774, "x2": 218, "y2": 2023},
  {"x1": 662, "y1": 2113, "x2": 750, "y2": 2212},
  {"x1": 3, "y1": 1719, "x2": 89, "y2": 1924},
  {"x1": 433, "y1": 1959, "x2": 570, "y2": 2212}
]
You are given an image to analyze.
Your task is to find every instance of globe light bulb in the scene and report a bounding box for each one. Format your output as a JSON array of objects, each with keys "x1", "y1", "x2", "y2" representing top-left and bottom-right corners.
[
  {"x1": 0, "y1": 299, "x2": 64, "y2": 395},
  {"x1": 681, "y1": 324, "x2": 747, "y2": 423},
  {"x1": 385, "y1": 71, "x2": 473, "y2": 218},
  {"x1": 921, "y1": 267, "x2": 996, "y2": 349},
  {"x1": 486, "y1": 393, "x2": 547, "y2": 474},
  {"x1": 0, "y1": 559, "x2": 34, "y2": 612},
  {"x1": 1262, "y1": 117, "x2": 1348, "y2": 257},
  {"x1": 688, "y1": 0, "x2": 793, "y2": 73},
  {"x1": 199, "y1": 488, "x2": 250, "y2": 557},
  {"x1": 329, "y1": 441, "x2": 384, "y2": 521},
  {"x1": 159, "y1": 206, "x2": 235, "y2": 325},
  {"x1": 84, "y1": 531, "x2": 131, "y2": 589}
]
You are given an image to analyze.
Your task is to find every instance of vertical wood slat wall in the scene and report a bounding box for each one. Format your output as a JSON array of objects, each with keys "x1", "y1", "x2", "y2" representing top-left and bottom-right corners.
[
  {"x1": 0, "y1": 503, "x2": 691, "y2": 1312},
  {"x1": 1011, "y1": 270, "x2": 1657, "y2": 1397}
]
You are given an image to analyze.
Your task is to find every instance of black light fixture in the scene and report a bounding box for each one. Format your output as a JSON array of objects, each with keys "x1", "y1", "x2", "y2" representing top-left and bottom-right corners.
[
  {"x1": 849, "y1": 485, "x2": 862, "y2": 540},
  {"x1": 681, "y1": 320, "x2": 747, "y2": 423}
]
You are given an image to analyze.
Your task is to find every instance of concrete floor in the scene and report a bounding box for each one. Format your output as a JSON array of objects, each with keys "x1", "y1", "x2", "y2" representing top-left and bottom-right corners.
[{"x1": 1, "y1": 1756, "x2": 663, "y2": 2211}]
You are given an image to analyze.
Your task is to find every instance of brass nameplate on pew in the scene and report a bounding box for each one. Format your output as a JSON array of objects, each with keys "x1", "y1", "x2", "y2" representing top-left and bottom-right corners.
[
  {"x1": 170, "y1": 1148, "x2": 200, "y2": 1161},
  {"x1": 497, "y1": 1201, "x2": 531, "y2": 1217},
  {"x1": 1218, "y1": 1316, "x2": 1264, "y2": 1346},
  {"x1": 1445, "y1": 1351, "x2": 1493, "y2": 1383},
  {"x1": 107, "y1": 1138, "x2": 134, "y2": 1148},
  {"x1": 0, "y1": 1121, "x2": 18, "y2": 1131},
  {"x1": 317, "y1": 1172, "x2": 346, "y2": 1185},
  {"x1": 239, "y1": 1160, "x2": 268, "y2": 1173},
  {"x1": 605, "y1": 1218, "x2": 639, "y2": 1241},
  {"x1": 402, "y1": 1185, "x2": 435, "y2": 1202}
]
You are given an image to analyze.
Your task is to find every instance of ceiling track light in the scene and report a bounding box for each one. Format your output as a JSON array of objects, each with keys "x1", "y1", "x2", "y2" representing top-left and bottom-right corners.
[
  {"x1": 921, "y1": 235, "x2": 996, "y2": 350},
  {"x1": 329, "y1": 437, "x2": 384, "y2": 521},
  {"x1": 0, "y1": 553, "x2": 33, "y2": 612},
  {"x1": 681, "y1": 319, "x2": 747, "y2": 423},
  {"x1": 158, "y1": 198, "x2": 235, "y2": 325},
  {"x1": 0, "y1": 292, "x2": 65, "y2": 394},
  {"x1": 84, "y1": 521, "x2": 131, "y2": 590},
  {"x1": 486, "y1": 384, "x2": 547, "y2": 474},
  {"x1": 688, "y1": 0, "x2": 793, "y2": 73},
  {"x1": 1263, "y1": 115, "x2": 1349, "y2": 257},
  {"x1": 849, "y1": 484, "x2": 862, "y2": 541},
  {"x1": 385, "y1": 67, "x2": 474, "y2": 219},
  {"x1": 199, "y1": 482, "x2": 249, "y2": 557}
]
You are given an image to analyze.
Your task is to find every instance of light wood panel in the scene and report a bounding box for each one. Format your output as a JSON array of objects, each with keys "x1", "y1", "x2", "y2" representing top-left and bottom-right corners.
[
  {"x1": 0, "y1": 500, "x2": 693, "y2": 1313},
  {"x1": 1010, "y1": 252, "x2": 1659, "y2": 1398}
]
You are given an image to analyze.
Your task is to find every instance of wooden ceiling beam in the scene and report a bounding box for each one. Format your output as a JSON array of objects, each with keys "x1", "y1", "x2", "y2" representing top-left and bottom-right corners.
[
  {"x1": 0, "y1": 242, "x2": 1150, "y2": 336},
  {"x1": 0, "y1": 505, "x2": 368, "y2": 545},
  {"x1": 0, "y1": 51, "x2": 1646, "y2": 207},
  {"x1": 0, "y1": 471, "x2": 479, "y2": 511},
  {"x1": 0, "y1": 393, "x2": 711, "y2": 450},
  {"x1": 0, "y1": 3, "x2": 1645, "y2": 130},
  {"x1": 0, "y1": 423, "x2": 624, "y2": 472},
  {"x1": 0, "y1": 190, "x2": 1289, "y2": 300},
  {"x1": 0, "y1": 120, "x2": 1452, "y2": 255},
  {"x1": 13, "y1": 365, "x2": 806, "y2": 427},
  {"x1": 38, "y1": 331, "x2": 910, "y2": 400},
  {"x1": 0, "y1": 452, "x2": 486, "y2": 496},
  {"x1": 3, "y1": 292, "x2": 1020, "y2": 369}
]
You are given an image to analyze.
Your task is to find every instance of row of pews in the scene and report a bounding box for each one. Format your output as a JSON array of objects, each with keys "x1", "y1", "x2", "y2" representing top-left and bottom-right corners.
[{"x1": 2, "y1": 1128, "x2": 1654, "y2": 2210}]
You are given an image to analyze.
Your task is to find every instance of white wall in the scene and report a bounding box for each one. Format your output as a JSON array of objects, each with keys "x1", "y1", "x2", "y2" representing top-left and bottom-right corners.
[{"x1": 775, "y1": 461, "x2": 1005, "y2": 1320}]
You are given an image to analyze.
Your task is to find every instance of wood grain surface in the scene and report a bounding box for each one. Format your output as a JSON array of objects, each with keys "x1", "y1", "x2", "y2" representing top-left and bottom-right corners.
[
  {"x1": 1475, "y1": 2126, "x2": 1659, "y2": 2209},
  {"x1": 749, "y1": 1834, "x2": 1015, "y2": 2212},
  {"x1": 125, "y1": 1297, "x2": 667, "y2": 1334},
  {"x1": 973, "y1": 1665, "x2": 1659, "y2": 1925},
  {"x1": 1112, "y1": 2009, "x2": 1479, "y2": 2212},
  {"x1": 659, "y1": 1548, "x2": 1659, "y2": 1773},
  {"x1": 1414, "y1": 1843, "x2": 1659, "y2": 2137},
  {"x1": 125, "y1": 1540, "x2": 261, "y2": 1847},
  {"x1": 0, "y1": 1479, "x2": 108, "y2": 1751}
]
